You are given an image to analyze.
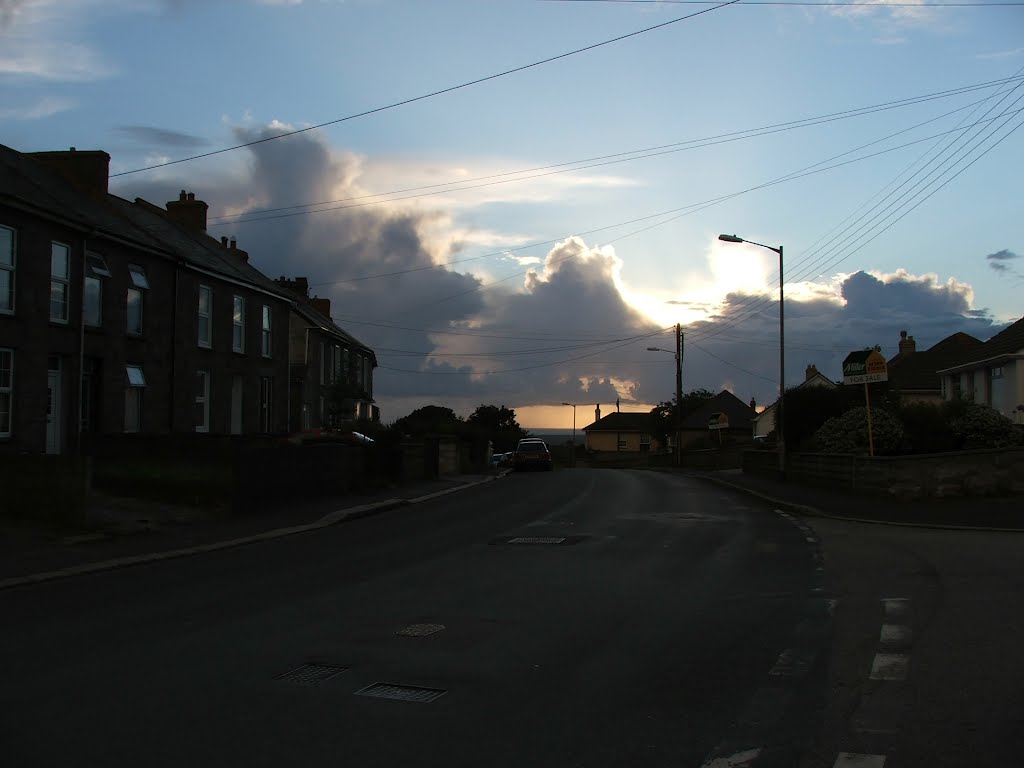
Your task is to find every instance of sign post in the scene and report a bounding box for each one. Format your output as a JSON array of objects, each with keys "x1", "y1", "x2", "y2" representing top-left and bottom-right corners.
[
  {"x1": 841, "y1": 349, "x2": 888, "y2": 457},
  {"x1": 708, "y1": 412, "x2": 729, "y2": 447}
]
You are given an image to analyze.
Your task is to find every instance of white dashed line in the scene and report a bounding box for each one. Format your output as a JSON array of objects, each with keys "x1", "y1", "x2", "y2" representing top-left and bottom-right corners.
[
  {"x1": 700, "y1": 748, "x2": 763, "y2": 767},
  {"x1": 869, "y1": 653, "x2": 909, "y2": 681},
  {"x1": 882, "y1": 598, "x2": 910, "y2": 618},
  {"x1": 833, "y1": 752, "x2": 886, "y2": 767}
]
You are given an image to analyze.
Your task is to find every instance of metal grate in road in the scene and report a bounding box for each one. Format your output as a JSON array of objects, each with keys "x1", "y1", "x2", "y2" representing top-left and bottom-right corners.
[
  {"x1": 508, "y1": 536, "x2": 566, "y2": 544},
  {"x1": 355, "y1": 683, "x2": 447, "y2": 703},
  {"x1": 396, "y1": 623, "x2": 446, "y2": 637},
  {"x1": 276, "y1": 663, "x2": 350, "y2": 685}
]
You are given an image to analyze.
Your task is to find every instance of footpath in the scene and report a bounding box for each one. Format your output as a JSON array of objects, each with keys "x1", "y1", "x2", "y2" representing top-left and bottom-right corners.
[
  {"x1": 690, "y1": 468, "x2": 1024, "y2": 531},
  {"x1": 0, "y1": 473, "x2": 502, "y2": 589}
]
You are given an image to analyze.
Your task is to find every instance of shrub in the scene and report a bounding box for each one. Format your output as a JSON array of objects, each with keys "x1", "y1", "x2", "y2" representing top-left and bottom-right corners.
[
  {"x1": 814, "y1": 406, "x2": 905, "y2": 455},
  {"x1": 948, "y1": 404, "x2": 1024, "y2": 450},
  {"x1": 894, "y1": 401, "x2": 957, "y2": 454}
]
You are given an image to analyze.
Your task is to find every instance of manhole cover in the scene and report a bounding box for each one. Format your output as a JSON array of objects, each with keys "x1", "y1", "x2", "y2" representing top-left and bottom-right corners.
[
  {"x1": 396, "y1": 623, "x2": 446, "y2": 637},
  {"x1": 508, "y1": 536, "x2": 566, "y2": 544},
  {"x1": 356, "y1": 683, "x2": 446, "y2": 703},
  {"x1": 276, "y1": 663, "x2": 350, "y2": 685}
]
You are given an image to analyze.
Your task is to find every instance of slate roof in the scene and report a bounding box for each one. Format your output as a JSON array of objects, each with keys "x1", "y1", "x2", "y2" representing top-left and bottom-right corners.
[
  {"x1": 935, "y1": 316, "x2": 1024, "y2": 372},
  {"x1": 888, "y1": 331, "x2": 984, "y2": 392},
  {"x1": 680, "y1": 390, "x2": 757, "y2": 430},
  {"x1": 582, "y1": 412, "x2": 654, "y2": 433},
  {"x1": 290, "y1": 299, "x2": 376, "y2": 362}
]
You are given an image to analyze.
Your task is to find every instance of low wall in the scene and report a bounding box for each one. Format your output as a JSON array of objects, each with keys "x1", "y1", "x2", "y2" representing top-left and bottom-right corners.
[
  {"x1": 0, "y1": 455, "x2": 92, "y2": 524},
  {"x1": 743, "y1": 446, "x2": 1024, "y2": 498}
]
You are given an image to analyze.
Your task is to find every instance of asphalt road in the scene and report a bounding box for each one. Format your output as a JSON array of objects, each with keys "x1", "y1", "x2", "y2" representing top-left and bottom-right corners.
[{"x1": 1, "y1": 468, "x2": 836, "y2": 767}]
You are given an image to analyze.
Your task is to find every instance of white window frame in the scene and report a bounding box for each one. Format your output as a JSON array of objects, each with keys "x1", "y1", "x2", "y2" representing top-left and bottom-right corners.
[
  {"x1": 0, "y1": 348, "x2": 12, "y2": 437},
  {"x1": 0, "y1": 225, "x2": 14, "y2": 315},
  {"x1": 261, "y1": 305, "x2": 272, "y2": 357},
  {"x1": 198, "y1": 284, "x2": 212, "y2": 348},
  {"x1": 334, "y1": 344, "x2": 341, "y2": 382},
  {"x1": 84, "y1": 252, "x2": 109, "y2": 328},
  {"x1": 195, "y1": 370, "x2": 210, "y2": 433},
  {"x1": 124, "y1": 365, "x2": 146, "y2": 433},
  {"x1": 127, "y1": 264, "x2": 147, "y2": 336},
  {"x1": 992, "y1": 366, "x2": 1004, "y2": 380},
  {"x1": 232, "y1": 295, "x2": 245, "y2": 353},
  {"x1": 50, "y1": 241, "x2": 70, "y2": 323}
]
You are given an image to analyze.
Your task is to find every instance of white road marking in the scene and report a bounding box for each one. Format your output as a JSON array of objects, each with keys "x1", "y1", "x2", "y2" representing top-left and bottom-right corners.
[
  {"x1": 870, "y1": 653, "x2": 909, "y2": 680},
  {"x1": 833, "y1": 752, "x2": 886, "y2": 767},
  {"x1": 879, "y1": 624, "x2": 912, "y2": 645},
  {"x1": 700, "y1": 748, "x2": 763, "y2": 767},
  {"x1": 769, "y1": 648, "x2": 817, "y2": 676},
  {"x1": 882, "y1": 598, "x2": 910, "y2": 618}
]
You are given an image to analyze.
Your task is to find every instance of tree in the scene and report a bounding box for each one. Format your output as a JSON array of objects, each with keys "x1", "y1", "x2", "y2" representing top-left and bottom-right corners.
[
  {"x1": 391, "y1": 405, "x2": 463, "y2": 436},
  {"x1": 466, "y1": 404, "x2": 529, "y2": 450},
  {"x1": 781, "y1": 386, "x2": 853, "y2": 450},
  {"x1": 323, "y1": 377, "x2": 367, "y2": 428},
  {"x1": 648, "y1": 388, "x2": 716, "y2": 446}
]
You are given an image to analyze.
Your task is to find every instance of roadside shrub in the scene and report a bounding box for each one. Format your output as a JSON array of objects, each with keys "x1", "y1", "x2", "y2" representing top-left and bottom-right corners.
[
  {"x1": 948, "y1": 404, "x2": 1024, "y2": 450},
  {"x1": 781, "y1": 385, "x2": 854, "y2": 450},
  {"x1": 894, "y1": 401, "x2": 957, "y2": 454},
  {"x1": 814, "y1": 406, "x2": 905, "y2": 455}
]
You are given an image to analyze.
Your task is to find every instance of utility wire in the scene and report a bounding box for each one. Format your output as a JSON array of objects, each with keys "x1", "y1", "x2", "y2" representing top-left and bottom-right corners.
[
  {"x1": 210, "y1": 76, "x2": 1020, "y2": 226},
  {"x1": 111, "y1": 1, "x2": 740, "y2": 178}
]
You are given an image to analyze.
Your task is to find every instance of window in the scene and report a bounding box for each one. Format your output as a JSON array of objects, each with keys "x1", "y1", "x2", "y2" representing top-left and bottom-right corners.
[
  {"x1": 0, "y1": 225, "x2": 14, "y2": 314},
  {"x1": 0, "y1": 348, "x2": 12, "y2": 436},
  {"x1": 198, "y1": 285, "x2": 212, "y2": 348},
  {"x1": 194, "y1": 370, "x2": 210, "y2": 432},
  {"x1": 126, "y1": 265, "x2": 147, "y2": 335},
  {"x1": 261, "y1": 305, "x2": 272, "y2": 357},
  {"x1": 84, "y1": 253, "x2": 108, "y2": 328},
  {"x1": 334, "y1": 344, "x2": 341, "y2": 382},
  {"x1": 232, "y1": 295, "x2": 245, "y2": 353},
  {"x1": 342, "y1": 348, "x2": 350, "y2": 381},
  {"x1": 992, "y1": 366, "x2": 1004, "y2": 380},
  {"x1": 319, "y1": 342, "x2": 326, "y2": 385},
  {"x1": 260, "y1": 376, "x2": 273, "y2": 432},
  {"x1": 618, "y1": 439, "x2": 628, "y2": 451},
  {"x1": 50, "y1": 241, "x2": 70, "y2": 322},
  {"x1": 124, "y1": 365, "x2": 146, "y2": 433}
]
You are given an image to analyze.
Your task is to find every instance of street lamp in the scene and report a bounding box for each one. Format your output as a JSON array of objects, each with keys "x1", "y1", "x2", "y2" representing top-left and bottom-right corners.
[
  {"x1": 718, "y1": 233, "x2": 785, "y2": 479},
  {"x1": 647, "y1": 322, "x2": 683, "y2": 467},
  {"x1": 561, "y1": 402, "x2": 577, "y2": 467}
]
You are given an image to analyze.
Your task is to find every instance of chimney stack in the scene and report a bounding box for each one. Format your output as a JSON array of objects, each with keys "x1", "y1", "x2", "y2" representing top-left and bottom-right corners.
[
  {"x1": 274, "y1": 276, "x2": 311, "y2": 299},
  {"x1": 28, "y1": 148, "x2": 111, "y2": 196},
  {"x1": 310, "y1": 296, "x2": 331, "y2": 318},
  {"x1": 165, "y1": 189, "x2": 209, "y2": 232},
  {"x1": 595, "y1": 404, "x2": 601, "y2": 422},
  {"x1": 749, "y1": 397, "x2": 757, "y2": 411},
  {"x1": 898, "y1": 330, "x2": 916, "y2": 356},
  {"x1": 805, "y1": 364, "x2": 818, "y2": 382}
]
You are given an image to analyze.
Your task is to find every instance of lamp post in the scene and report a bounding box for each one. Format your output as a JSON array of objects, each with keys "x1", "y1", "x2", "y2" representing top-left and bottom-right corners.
[
  {"x1": 718, "y1": 233, "x2": 785, "y2": 479},
  {"x1": 647, "y1": 323, "x2": 683, "y2": 467},
  {"x1": 561, "y1": 402, "x2": 577, "y2": 467}
]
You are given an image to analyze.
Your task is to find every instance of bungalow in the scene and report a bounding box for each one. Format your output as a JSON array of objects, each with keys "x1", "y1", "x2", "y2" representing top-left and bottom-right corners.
[
  {"x1": 937, "y1": 315, "x2": 1024, "y2": 423},
  {"x1": 886, "y1": 329, "x2": 983, "y2": 405},
  {"x1": 582, "y1": 405, "x2": 662, "y2": 453},
  {"x1": 680, "y1": 389, "x2": 757, "y2": 447}
]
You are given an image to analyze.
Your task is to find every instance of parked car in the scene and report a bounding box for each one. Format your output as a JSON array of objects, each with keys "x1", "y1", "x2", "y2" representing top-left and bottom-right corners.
[{"x1": 513, "y1": 441, "x2": 553, "y2": 472}]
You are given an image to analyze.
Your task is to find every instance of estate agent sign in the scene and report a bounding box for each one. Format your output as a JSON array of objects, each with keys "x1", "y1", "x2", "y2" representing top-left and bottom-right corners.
[{"x1": 842, "y1": 349, "x2": 888, "y2": 385}]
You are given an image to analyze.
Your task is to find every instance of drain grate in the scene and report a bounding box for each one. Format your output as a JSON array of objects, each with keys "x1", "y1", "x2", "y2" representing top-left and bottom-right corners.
[
  {"x1": 276, "y1": 663, "x2": 350, "y2": 685},
  {"x1": 356, "y1": 682, "x2": 446, "y2": 703},
  {"x1": 396, "y1": 623, "x2": 446, "y2": 637},
  {"x1": 508, "y1": 536, "x2": 566, "y2": 544}
]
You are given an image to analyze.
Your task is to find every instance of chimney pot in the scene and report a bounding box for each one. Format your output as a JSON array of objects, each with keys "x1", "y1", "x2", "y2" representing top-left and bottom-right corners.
[
  {"x1": 220, "y1": 236, "x2": 228, "y2": 247},
  {"x1": 230, "y1": 237, "x2": 237, "y2": 249},
  {"x1": 179, "y1": 190, "x2": 187, "y2": 201},
  {"x1": 898, "y1": 330, "x2": 916, "y2": 356}
]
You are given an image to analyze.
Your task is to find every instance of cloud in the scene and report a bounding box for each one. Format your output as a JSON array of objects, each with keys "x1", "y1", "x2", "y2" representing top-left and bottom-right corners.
[
  {"x1": 111, "y1": 127, "x2": 1008, "y2": 424},
  {"x1": 0, "y1": 0, "x2": 30, "y2": 31},
  {"x1": 0, "y1": 94, "x2": 73, "y2": 120},
  {"x1": 113, "y1": 126, "x2": 209, "y2": 149},
  {"x1": 976, "y1": 47, "x2": 1024, "y2": 61},
  {"x1": 986, "y1": 248, "x2": 1022, "y2": 278}
]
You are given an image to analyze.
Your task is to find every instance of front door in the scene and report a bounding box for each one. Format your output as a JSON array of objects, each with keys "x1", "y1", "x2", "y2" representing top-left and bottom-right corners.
[{"x1": 46, "y1": 357, "x2": 62, "y2": 454}]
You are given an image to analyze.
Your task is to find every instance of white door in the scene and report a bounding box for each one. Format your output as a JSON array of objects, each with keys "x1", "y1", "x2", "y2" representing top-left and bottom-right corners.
[
  {"x1": 230, "y1": 375, "x2": 243, "y2": 435},
  {"x1": 46, "y1": 358, "x2": 62, "y2": 454}
]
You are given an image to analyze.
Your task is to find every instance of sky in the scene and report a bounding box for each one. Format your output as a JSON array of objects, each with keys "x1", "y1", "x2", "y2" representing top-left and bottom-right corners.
[{"x1": 2, "y1": 0, "x2": 1022, "y2": 429}]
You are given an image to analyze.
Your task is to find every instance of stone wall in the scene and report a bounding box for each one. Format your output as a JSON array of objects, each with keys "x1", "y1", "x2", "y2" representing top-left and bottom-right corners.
[{"x1": 743, "y1": 447, "x2": 1024, "y2": 498}]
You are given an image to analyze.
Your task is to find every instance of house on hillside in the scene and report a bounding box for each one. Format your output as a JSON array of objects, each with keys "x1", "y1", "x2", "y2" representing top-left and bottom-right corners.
[
  {"x1": 582, "y1": 405, "x2": 663, "y2": 453},
  {"x1": 0, "y1": 143, "x2": 293, "y2": 455},
  {"x1": 753, "y1": 365, "x2": 836, "y2": 439},
  {"x1": 275, "y1": 276, "x2": 378, "y2": 429},
  {"x1": 680, "y1": 389, "x2": 757, "y2": 446},
  {"x1": 936, "y1": 316, "x2": 1024, "y2": 423},
  {"x1": 886, "y1": 329, "x2": 983, "y2": 405}
]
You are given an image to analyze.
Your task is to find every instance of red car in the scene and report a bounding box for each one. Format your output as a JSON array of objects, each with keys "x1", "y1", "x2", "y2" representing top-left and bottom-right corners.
[{"x1": 513, "y1": 441, "x2": 553, "y2": 472}]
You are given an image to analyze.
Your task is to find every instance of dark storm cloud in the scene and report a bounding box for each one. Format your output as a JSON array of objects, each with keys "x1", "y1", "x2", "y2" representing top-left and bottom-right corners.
[
  {"x1": 986, "y1": 249, "x2": 1021, "y2": 277},
  {"x1": 113, "y1": 126, "x2": 209, "y2": 148}
]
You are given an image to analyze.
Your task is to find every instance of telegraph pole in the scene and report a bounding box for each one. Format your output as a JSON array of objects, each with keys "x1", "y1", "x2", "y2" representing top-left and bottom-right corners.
[{"x1": 675, "y1": 323, "x2": 683, "y2": 467}]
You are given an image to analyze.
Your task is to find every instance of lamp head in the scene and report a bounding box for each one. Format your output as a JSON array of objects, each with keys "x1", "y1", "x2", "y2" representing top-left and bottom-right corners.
[{"x1": 718, "y1": 234, "x2": 744, "y2": 243}]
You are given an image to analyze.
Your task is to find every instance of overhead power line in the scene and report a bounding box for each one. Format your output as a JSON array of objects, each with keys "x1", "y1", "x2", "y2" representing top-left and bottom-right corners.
[
  {"x1": 111, "y1": 0, "x2": 740, "y2": 178},
  {"x1": 209, "y1": 75, "x2": 1022, "y2": 228},
  {"x1": 541, "y1": 1, "x2": 1023, "y2": 6}
]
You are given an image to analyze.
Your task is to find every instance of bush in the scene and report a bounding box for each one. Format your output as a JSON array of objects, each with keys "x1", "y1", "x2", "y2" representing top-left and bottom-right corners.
[
  {"x1": 781, "y1": 385, "x2": 854, "y2": 450},
  {"x1": 948, "y1": 404, "x2": 1024, "y2": 450},
  {"x1": 813, "y1": 406, "x2": 905, "y2": 455},
  {"x1": 894, "y1": 401, "x2": 957, "y2": 454}
]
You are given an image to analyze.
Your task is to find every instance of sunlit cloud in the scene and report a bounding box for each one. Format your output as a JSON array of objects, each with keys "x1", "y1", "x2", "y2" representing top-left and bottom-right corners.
[{"x1": 0, "y1": 94, "x2": 73, "y2": 120}]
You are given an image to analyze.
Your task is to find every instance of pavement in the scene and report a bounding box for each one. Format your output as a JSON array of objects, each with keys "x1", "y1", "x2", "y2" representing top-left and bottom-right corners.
[
  {"x1": 0, "y1": 472, "x2": 505, "y2": 588},
  {"x1": 2, "y1": 466, "x2": 1020, "y2": 589},
  {"x1": 689, "y1": 468, "x2": 1024, "y2": 531}
]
